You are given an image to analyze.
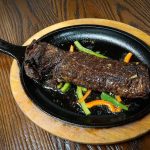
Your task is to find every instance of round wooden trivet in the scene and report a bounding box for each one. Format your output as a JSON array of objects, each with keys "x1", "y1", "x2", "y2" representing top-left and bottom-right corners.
[{"x1": 10, "y1": 19, "x2": 150, "y2": 144}]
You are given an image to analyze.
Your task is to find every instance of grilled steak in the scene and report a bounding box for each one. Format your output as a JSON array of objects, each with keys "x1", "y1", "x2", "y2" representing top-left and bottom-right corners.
[{"x1": 24, "y1": 41, "x2": 150, "y2": 98}]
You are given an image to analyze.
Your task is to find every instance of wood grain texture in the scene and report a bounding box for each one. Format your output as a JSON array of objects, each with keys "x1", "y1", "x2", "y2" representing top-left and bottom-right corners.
[{"x1": 0, "y1": 0, "x2": 150, "y2": 149}]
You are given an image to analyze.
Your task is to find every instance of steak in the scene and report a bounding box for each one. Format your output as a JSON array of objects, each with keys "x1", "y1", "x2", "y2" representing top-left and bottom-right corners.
[{"x1": 24, "y1": 41, "x2": 150, "y2": 98}]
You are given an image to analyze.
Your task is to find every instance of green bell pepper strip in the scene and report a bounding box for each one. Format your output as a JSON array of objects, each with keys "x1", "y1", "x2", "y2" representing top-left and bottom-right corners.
[
  {"x1": 57, "y1": 82, "x2": 63, "y2": 89},
  {"x1": 81, "y1": 87, "x2": 87, "y2": 92},
  {"x1": 100, "y1": 92, "x2": 128, "y2": 110},
  {"x1": 60, "y1": 82, "x2": 71, "y2": 93},
  {"x1": 76, "y1": 86, "x2": 91, "y2": 115},
  {"x1": 74, "y1": 41, "x2": 107, "y2": 58}
]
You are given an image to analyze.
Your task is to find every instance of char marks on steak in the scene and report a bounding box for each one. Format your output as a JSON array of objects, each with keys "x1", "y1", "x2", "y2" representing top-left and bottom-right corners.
[
  {"x1": 24, "y1": 41, "x2": 150, "y2": 98},
  {"x1": 24, "y1": 40, "x2": 66, "y2": 81}
]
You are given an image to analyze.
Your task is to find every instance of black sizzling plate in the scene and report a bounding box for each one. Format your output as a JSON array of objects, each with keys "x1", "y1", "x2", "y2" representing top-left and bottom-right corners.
[{"x1": 20, "y1": 25, "x2": 150, "y2": 128}]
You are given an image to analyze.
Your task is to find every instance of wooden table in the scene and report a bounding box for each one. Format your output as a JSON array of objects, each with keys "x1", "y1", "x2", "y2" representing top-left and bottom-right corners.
[{"x1": 0, "y1": 0, "x2": 150, "y2": 149}]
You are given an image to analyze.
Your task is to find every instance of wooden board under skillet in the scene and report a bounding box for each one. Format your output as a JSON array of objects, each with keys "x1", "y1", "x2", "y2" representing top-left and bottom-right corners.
[{"x1": 10, "y1": 19, "x2": 150, "y2": 144}]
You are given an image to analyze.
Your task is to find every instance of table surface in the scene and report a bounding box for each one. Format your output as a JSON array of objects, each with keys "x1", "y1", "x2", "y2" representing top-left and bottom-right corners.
[{"x1": 0, "y1": 0, "x2": 150, "y2": 149}]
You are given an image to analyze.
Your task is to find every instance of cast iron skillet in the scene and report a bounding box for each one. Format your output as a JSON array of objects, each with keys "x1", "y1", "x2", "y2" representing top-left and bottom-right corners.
[{"x1": 0, "y1": 25, "x2": 150, "y2": 128}]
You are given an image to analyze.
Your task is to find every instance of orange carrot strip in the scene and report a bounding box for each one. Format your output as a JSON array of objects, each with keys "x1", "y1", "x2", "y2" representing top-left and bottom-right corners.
[
  {"x1": 115, "y1": 95, "x2": 122, "y2": 102},
  {"x1": 78, "y1": 90, "x2": 92, "y2": 103},
  {"x1": 115, "y1": 107, "x2": 122, "y2": 112},
  {"x1": 86, "y1": 100, "x2": 116, "y2": 112},
  {"x1": 124, "y1": 52, "x2": 133, "y2": 63},
  {"x1": 69, "y1": 45, "x2": 74, "y2": 52}
]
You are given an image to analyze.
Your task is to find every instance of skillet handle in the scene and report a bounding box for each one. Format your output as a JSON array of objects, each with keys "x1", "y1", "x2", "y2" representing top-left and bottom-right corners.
[{"x1": 0, "y1": 38, "x2": 26, "y2": 65}]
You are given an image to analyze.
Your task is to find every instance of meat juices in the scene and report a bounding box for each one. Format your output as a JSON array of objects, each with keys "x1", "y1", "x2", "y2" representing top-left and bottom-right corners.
[{"x1": 24, "y1": 41, "x2": 150, "y2": 98}]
